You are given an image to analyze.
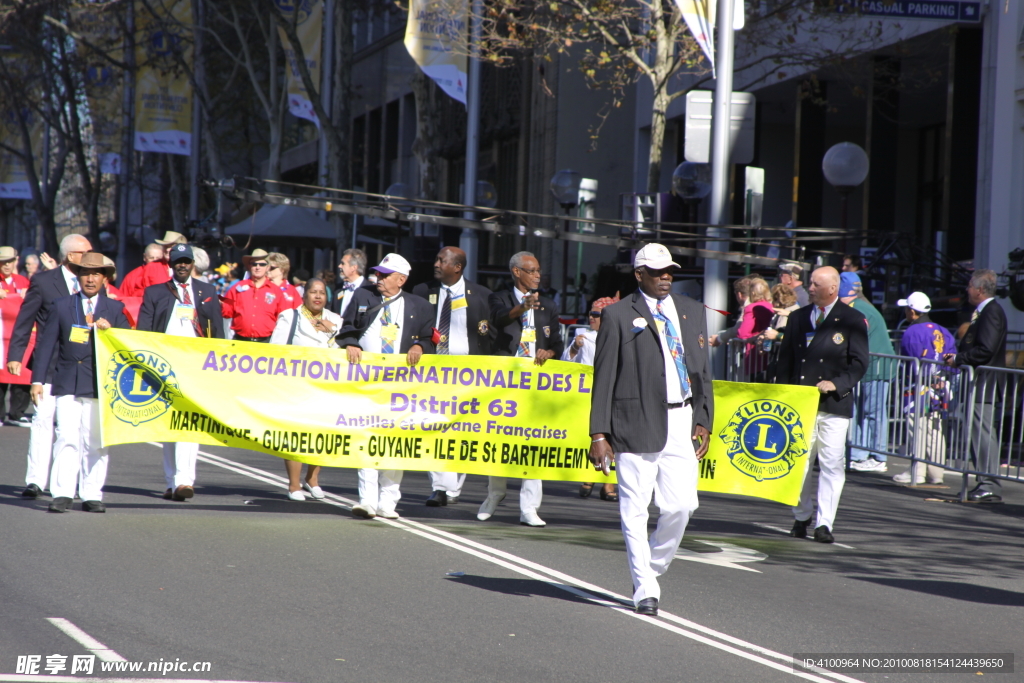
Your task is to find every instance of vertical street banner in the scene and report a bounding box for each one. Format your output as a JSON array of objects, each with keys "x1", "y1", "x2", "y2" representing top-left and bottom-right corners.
[
  {"x1": 71, "y1": 4, "x2": 126, "y2": 174},
  {"x1": 134, "y1": 0, "x2": 193, "y2": 156},
  {"x1": 673, "y1": 0, "x2": 744, "y2": 72},
  {"x1": 94, "y1": 330, "x2": 819, "y2": 505},
  {"x1": 404, "y1": 0, "x2": 467, "y2": 105},
  {"x1": 276, "y1": 0, "x2": 323, "y2": 127}
]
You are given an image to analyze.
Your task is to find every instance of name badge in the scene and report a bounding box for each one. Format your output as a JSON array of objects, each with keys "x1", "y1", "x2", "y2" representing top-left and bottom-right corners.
[
  {"x1": 805, "y1": 332, "x2": 815, "y2": 347},
  {"x1": 381, "y1": 324, "x2": 399, "y2": 341},
  {"x1": 521, "y1": 327, "x2": 536, "y2": 343},
  {"x1": 175, "y1": 303, "x2": 196, "y2": 320},
  {"x1": 451, "y1": 296, "x2": 468, "y2": 311},
  {"x1": 429, "y1": 294, "x2": 437, "y2": 304},
  {"x1": 69, "y1": 325, "x2": 91, "y2": 344}
]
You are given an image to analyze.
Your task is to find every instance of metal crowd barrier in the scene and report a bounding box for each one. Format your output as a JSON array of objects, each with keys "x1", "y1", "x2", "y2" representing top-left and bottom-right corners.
[{"x1": 721, "y1": 339, "x2": 1024, "y2": 499}]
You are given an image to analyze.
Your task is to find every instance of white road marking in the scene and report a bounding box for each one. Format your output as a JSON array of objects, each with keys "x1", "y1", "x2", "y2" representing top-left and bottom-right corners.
[
  {"x1": 753, "y1": 523, "x2": 856, "y2": 550},
  {"x1": 675, "y1": 540, "x2": 768, "y2": 572},
  {"x1": 0, "y1": 677, "x2": 289, "y2": 683},
  {"x1": 45, "y1": 618, "x2": 126, "y2": 662},
  {"x1": 151, "y1": 444, "x2": 865, "y2": 683}
]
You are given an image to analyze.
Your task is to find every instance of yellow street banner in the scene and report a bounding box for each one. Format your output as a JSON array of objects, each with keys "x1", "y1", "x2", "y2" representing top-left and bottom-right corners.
[
  {"x1": 276, "y1": 0, "x2": 323, "y2": 127},
  {"x1": 95, "y1": 330, "x2": 818, "y2": 504},
  {"x1": 71, "y1": 4, "x2": 125, "y2": 174},
  {"x1": 705, "y1": 380, "x2": 819, "y2": 506},
  {"x1": 404, "y1": 0, "x2": 467, "y2": 104},
  {"x1": 134, "y1": 0, "x2": 193, "y2": 155}
]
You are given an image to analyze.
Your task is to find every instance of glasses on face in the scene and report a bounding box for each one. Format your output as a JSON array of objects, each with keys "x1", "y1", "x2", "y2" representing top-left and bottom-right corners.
[
  {"x1": 268, "y1": 265, "x2": 279, "y2": 271},
  {"x1": 588, "y1": 311, "x2": 602, "y2": 318},
  {"x1": 251, "y1": 262, "x2": 268, "y2": 268},
  {"x1": 516, "y1": 267, "x2": 541, "y2": 275}
]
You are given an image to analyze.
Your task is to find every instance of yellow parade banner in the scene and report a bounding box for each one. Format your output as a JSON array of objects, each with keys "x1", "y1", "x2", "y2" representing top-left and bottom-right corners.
[
  {"x1": 95, "y1": 330, "x2": 818, "y2": 504},
  {"x1": 134, "y1": 0, "x2": 193, "y2": 155}
]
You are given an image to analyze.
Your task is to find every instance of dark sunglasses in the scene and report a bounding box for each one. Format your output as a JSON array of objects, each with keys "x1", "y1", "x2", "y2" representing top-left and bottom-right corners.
[
  {"x1": 251, "y1": 262, "x2": 268, "y2": 268},
  {"x1": 588, "y1": 310, "x2": 602, "y2": 318}
]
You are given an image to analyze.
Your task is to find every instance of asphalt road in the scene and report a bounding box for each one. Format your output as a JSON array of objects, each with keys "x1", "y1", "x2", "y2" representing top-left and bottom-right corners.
[{"x1": 1, "y1": 424, "x2": 1022, "y2": 683}]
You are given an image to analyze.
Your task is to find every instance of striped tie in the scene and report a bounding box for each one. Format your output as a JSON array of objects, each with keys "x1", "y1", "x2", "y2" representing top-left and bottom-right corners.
[
  {"x1": 437, "y1": 287, "x2": 452, "y2": 355},
  {"x1": 653, "y1": 301, "x2": 690, "y2": 395},
  {"x1": 380, "y1": 299, "x2": 394, "y2": 354},
  {"x1": 815, "y1": 306, "x2": 825, "y2": 328},
  {"x1": 516, "y1": 309, "x2": 532, "y2": 358}
]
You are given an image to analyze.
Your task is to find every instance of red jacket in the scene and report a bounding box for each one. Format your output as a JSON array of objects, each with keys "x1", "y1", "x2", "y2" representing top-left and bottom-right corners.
[{"x1": 221, "y1": 279, "x2": 289, "y2": 337}]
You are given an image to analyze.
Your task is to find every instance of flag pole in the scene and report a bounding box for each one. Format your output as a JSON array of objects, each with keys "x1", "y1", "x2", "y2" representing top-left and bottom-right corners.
[{"x1": 459, "y1": 0, "x2": 482, "y2": 282}]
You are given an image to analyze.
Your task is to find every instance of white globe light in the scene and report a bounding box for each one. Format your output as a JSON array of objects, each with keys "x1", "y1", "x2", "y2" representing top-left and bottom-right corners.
[
  {"x1": 822, "y1": 142, "x2": 869, "y2": 189},
  {"x1": 476, "y1": 180, "x2": 498, "y2": 208},
  {"x1": 550, "y1": 169, "x2": 583, "y2": 208},
  {"x1": 672, "y1": 162, "x2": 712, "y2": 200}
]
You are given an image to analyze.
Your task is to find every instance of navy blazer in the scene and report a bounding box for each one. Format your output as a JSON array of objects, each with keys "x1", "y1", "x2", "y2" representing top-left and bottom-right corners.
[
  {"x1": 774, "y1": 301, "x2": 870, "y2": 417},
  {"x1": 489, "y1": 289, "x2": 564, "y2": 358},
  {"x1": 412, "y1": 279, "x2": 494, "y2": 355},
  {"x1": 589, "y1": 291, "x2": 714, "y2": 452},
  {"x1": 137, "y1": 278, "x2": 225, "y2": 338},
  {"x1": 7, "y1": 266, "x2": 74, "y2": 371},
  {"x1": 34, "y1": 292, "x2": 131, "y2": 398},
  {"x1": 337, "y1": 287, "x2": 436, "y2": 354}
]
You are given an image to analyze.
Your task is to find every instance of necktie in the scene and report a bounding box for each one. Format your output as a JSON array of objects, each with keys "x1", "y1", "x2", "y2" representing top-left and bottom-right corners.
[
  {"x1": 381, "y1": 298, "x2": 395, "y2": 354},
  {"x1": 84, "y1": 296, "x2": 94, "y2": 325},
  {"x1": 180, "y1": 283, "x2": 204, "y2": 336},
  {"x1": 516, "y1": 306, "x2": 532, "y2": 358},
  {"x1": 437, "y1": 287, "x2": 452, "y2": 355},
  {"x1": 343, "y1": 282, "x2": 356, "y2": 292},
  {"x1": 815, "y1": 306, "x2": 825, "y2": 328},
  {"x1": 653, "y1": 300, "x2": 690, "y2": 396},
  {"x1": 71, "y1": 278, "x2": 80, "y2": 295},
  {"x1": 970, "y1": 309, "x2": 979, "y2": 323}
]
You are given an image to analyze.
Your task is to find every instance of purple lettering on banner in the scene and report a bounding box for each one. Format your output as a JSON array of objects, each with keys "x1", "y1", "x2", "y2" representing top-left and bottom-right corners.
[
  {"x1": 238, "y1": 355, "x2": 254, "y2": 373},
  {"x1": 475, "y1": 369, "x2": 492, "y2": 386},
  {"x1": 308, "y1": 361, "x2": 323, "y2": 379},
  {"x1": 424, "y1": 366, "x2": 439, "y2": 383},
  {"x1": 203, "y1": 351, "x2": 218, "y2": 370},
  {"x1": 291, "y1": 359, "x2": 303, "y2": 376},
  {"x1": 325, "y1": 362, "x2": 341, "y2": 381},
  {"x1": 458, "y1": 368, "x2": 474, "y2": 386},
  {"x1": 274, "y1": 358, "x2": 289, "y2": 376},
  {"x1": 254, "y1": 357, "x2": 268, "y2": 374},
  {"x1": 383, "y1": 366, "x2": 395, "y2": 382},
  {"x1": 410, "y1": 366, "x2": 424, "y2": 382}
]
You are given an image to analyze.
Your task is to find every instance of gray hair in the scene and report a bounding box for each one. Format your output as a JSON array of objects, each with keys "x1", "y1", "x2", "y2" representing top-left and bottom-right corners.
[
  {"x1": 343, "y1": 248, "x2": 367, "y2": 276},
  {"x1": 58, "y1": 233, "x2": 90, "y2": 260},
  {"x1": 970, "y1": 269, "x2": 998, "y2": 298},
  {"x1": 144, "y1": 243, "x2": 164, "y2": 259},
  {"x1": 509, "y1": 251, "x2": 535, "y2": 272},
  {"x1": 191, "y1": 246, "x2": 210, "y2": 273}
]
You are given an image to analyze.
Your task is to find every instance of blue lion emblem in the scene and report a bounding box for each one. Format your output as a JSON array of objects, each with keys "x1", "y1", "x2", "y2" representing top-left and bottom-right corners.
[{"x1": 718, "y1": 399, "x2": 809, "y2": 482}]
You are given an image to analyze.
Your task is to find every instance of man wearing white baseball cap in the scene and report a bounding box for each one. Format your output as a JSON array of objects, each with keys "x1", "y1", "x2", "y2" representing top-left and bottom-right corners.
[
  {"x1": 896, "y1": 292, "x2": 956, "y2": 485},
  {"x1": 338, "y1": 253, "x2": 435, "y2": 520},
  {"x1": 589, "y1": 243, "x2": 714, "y2": 616}
]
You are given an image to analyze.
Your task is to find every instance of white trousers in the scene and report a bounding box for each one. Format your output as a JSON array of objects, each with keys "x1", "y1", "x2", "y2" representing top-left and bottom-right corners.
[
  {"x1": 51, "y1": 396, "x2": 108, "y2": 501},
  {"x1": 486, "y1": 477, "x2": 542, "y2": 513},
  {"x1": 357, "y1": 468, "x2": 403, "y2": 513},
  {"x1": 24, "y1": 383, "x2": 55, "y2": 488},
  {"x1": 617, "y1": 405, "x2": 699, "y2": 605},
  {"x1": 162, "y1": 442, "x2": 198, "y2": 489},
  {"x1": 429, "y1": 471, "x2": 466, "y2": 497},
  {"x1": 793, "y1": 412, "x2": 850, "y2": 531}
]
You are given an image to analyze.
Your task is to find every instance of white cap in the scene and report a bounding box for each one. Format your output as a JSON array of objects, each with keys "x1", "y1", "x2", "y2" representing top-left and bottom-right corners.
[
  {"x1": 372, "y1": 253, "x2": 411, "y2": 276},
  {"x1": 897, "y1": 291, "x2": 931, "y2": 313},
  {"x1": 633, "y1": 243, "x2": 680, "y2": 270}
]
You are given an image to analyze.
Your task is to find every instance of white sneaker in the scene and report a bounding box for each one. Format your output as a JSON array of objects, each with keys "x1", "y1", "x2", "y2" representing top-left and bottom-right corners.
[
  {"x1": 352, "y1": 504, "x2": 376, "y2": 519},
  {"x1": 476, "y1": 492, "x2": 506, "y2": 521},
  {"x1": 288, "y1": 489, "x2": 307, "y2": 501},
  {"x1": 893, "y1": 471, "x2": 924, "y2": 485},
  {"x1": 377, "y1": 508, "x2": 400, "y2": 519},
  {"x1": 302, "y1": 482, "x2": 325, "y2": 500},
  {"x1": 520, "y1": 510, "x2": 546, "y2": 527},
  {"x1": 850, "y1": 459, "x2": 887, "y2": 472}
]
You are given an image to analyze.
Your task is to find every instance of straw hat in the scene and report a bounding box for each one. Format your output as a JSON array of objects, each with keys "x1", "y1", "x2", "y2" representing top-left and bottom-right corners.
[
  {"x1": 242, "y1": 248, "x2": 270, "y2": 269},
  {"x1": 0, "y1": 246, "x2": 17, "y2": 262},
  {"x1": 68, "y1": 252, "x2": 116, "y2": 278},
  {"x1": 155, "y1": 231, "x2": 188, "y2": 246},
  {"x1": 102, "y1": 255, "x2": 117, "y2": 281}
]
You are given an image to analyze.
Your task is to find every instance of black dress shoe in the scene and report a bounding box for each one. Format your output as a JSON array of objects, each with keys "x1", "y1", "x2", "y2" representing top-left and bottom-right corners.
[
  {"x1": 967, "y1": 489, "x2": 1003, "y2": 503},
  {"x1": 790, "y1": 518, "x2": 811, "y2": 538},
  {"x1": 446, "y1": 496, "x2": 459, "y2": 505},
  {"x1": 82, "y1": 500, "x2": 106, "y2": 513},
  {"x1": 48, "y1": 497, "x2": 72, "y2": 513},
  {"x1": 813, "y1": 525, "x2": 834, "y2": 543},
  {"x1": 635, "y1": 598, "x2": 659, "y2": 616},
  {"x1": 22, "y1": 483, "x2": 42, "y2": 498},
  {"x1": 425, "y1": 491, "x2": 448, "y2": 507}
]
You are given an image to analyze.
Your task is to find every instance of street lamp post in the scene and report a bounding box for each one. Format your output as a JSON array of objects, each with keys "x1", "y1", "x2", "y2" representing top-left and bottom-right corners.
[
  {"x1": 672, "y1": 162, "x2": 712, "y2": 224},
  {"x1": 822, "y1": 142, "x2": 870, "y2": 253},
  {"x1": 550, "y1": 170, "x2": 583, "y2": 315}
]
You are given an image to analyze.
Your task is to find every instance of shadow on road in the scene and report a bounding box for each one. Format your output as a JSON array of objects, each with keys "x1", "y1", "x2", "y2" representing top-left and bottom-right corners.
[{"x1": 851, "y1": 577, "x2": 1024, "y2": 606}]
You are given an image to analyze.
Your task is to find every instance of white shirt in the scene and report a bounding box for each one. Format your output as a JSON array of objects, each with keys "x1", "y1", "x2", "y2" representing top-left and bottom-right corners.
[
  {"x1": 435, "y1": 277, "x2": 469, "y2": 356},
  {"x1": 339, "y1": 275, "x2": 365, "y2": 316},
  {"x1": 165, "y1": 278, "x2": 198, "y2": 338},
  {"x1": 810, "y1": 298, "x2": 838, "y2": 330},
  {"x1": 639, "y1": 290, "x2": 689, "y2": 403},
  {"x1": 358, "y1": 294, "x2": 405, "y2": 354},
  {"x1": 270, "y1": 307, "x2": 343, "y2": 348},
  {"x1": 561, "y1": 328, "x2": 597, "y2": 366},
  {"x1": 512, "y1": 287, "x2": 536, "y2": 357},
  {"x1": 976, "y1": 297, "x2": 994, "y2": 315},
  {"x1": 62, "y1": 265, "x2": 80, "y2": 295}
]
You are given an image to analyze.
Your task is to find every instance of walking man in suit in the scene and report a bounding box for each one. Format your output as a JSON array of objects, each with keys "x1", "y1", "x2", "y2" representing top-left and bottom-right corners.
[
  {"x1": 413, "y1": 246, "x2": 493, "y2": 506},
  {"x1": 481, "y1": 251, "x2": 564, "y2": 527},
  {"x1": 138, "y1": 244, "x2": 224, "y2": 502},
  {"x1": 331, "y1": 248, "x2": 371, "y2": 317},
  {"x1": 589, "y1": 244, "x2": 713, "y2": 616},
  {"x1": 945, "y1": 269, "x2": 1007, "y2": 502},
  {"x1": 31, "y1": 252, "x2": 131, "y2": 512},
  {"x1": 775, "y1": 266, "x2": 869, "y2": 543},
  {"x1": 7, "y1": 233, "x2": 93, "y2": 499},
  {"x1": 339, "y1": 253, "x2": 435, "y2": 520}
]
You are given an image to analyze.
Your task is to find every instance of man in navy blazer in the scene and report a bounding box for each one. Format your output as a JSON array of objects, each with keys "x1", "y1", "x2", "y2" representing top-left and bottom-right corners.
[
  {"x1": 31, "y1": 252, "x2": 131, "y2": 513},
  {"x1": 138, "y1": 243, "x2": 223, "y2": 502},
  {"x1": 7, "y1": 233, "x2": 93, "y2": 499}
]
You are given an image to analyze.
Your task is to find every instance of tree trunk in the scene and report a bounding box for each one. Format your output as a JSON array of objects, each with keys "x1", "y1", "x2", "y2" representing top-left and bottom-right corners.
[
  {"x1": 327, "y1": 0, "x2": 353, "y2": 255},
  {"x1": 411, "y1": 68, "x2": 442, "y2": 202},
  {"x1": 646, "y1": 81, "x2": 670, "y2": 193}
]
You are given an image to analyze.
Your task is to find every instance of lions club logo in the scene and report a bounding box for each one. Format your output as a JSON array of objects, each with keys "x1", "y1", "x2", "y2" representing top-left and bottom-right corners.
[
  {"x1": 718, "y1": 399, "x2": 809, "y2": 482},
  {"x1": 105, "y1": 350, "x2": 180, "y2": 426}
]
